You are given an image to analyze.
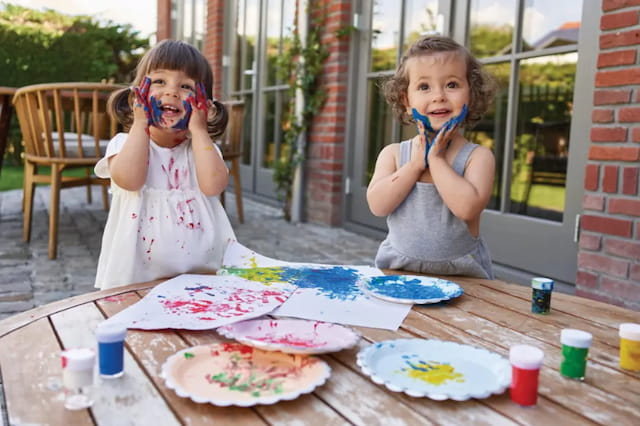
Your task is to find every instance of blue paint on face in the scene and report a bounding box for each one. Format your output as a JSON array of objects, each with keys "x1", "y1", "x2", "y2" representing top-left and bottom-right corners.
[
  {"x1": 412, "y1": 104, "x2": 468, "y2": 167},
  {"x1": 171, "y1": 99, "x2": 192, "y2": 130}
]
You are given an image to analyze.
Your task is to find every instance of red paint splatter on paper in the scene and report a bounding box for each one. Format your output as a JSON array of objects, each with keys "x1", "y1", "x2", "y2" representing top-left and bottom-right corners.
[{"x1": 158, "y1": 288, "x2": 289, "y2": 321}]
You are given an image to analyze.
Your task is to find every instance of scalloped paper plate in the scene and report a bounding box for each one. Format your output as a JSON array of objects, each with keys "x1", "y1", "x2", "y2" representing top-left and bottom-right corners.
[
  {"x1": 359, "y1": 275, "x2": 463, "y2": 304},
  {"x1": 161, "y1": 343, "x2": 331, "y2": 406},
  {"x1": 357, "y1": 339, "x2": 510, "y2": 401},
  {"x1": 217, "y1": 318, "x2": 360, "y2": 354}
]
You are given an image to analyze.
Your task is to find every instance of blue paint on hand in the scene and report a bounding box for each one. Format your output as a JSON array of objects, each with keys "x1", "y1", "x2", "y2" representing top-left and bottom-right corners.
[{"x1": 411, "y1": 104, "x2": 468, "y2": 168}]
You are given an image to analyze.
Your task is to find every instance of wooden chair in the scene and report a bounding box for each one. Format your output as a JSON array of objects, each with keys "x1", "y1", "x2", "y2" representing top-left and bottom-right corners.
[
  {"x1": 219, "y1": 100, "x2": 245, "y2": 223},
  {"x1": 12, "y1": 82, "x2": 123, "y2": 259}
]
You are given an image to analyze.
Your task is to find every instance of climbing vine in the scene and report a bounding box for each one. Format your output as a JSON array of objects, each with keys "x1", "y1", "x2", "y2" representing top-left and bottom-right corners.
[{"x1": 274, "y1": 2, "x2": 329, "y2": 221}]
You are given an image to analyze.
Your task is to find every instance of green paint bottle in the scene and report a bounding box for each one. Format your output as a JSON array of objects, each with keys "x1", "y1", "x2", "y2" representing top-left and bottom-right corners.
[{"x1": 560, "y1": 329, "x2": 592, "y2": 380}]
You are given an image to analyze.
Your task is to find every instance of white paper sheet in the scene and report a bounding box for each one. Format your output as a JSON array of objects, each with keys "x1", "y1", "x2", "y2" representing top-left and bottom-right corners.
[
  {"x1": 104, "y1": 274, "x2": 296, "y2": 330},
  {"x1": 220, "y1": 241, "x2": 411, "y2": 330}
]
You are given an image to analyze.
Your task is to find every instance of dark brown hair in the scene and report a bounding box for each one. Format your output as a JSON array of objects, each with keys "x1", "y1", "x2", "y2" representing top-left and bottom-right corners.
[
  {"x1": 382, "y1": 35, "x2": 497, "y2": 128},
  {"x1": 108, "y1": 39, "x2": 228, "y2": 138}
]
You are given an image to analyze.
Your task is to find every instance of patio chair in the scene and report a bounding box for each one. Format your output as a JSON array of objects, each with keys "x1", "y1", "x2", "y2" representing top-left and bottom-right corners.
[
  {"x1": 219, "y1": 100, "x2": 245, "y2": 223},
  {"x1": 13, "y1": 82, "x2": 123, "y2": 259}
]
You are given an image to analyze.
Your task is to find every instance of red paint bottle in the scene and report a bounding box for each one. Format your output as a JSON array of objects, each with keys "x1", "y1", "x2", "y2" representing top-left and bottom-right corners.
[{"x1": 509, "y1": 345, "x2": 544, "y2": 406}]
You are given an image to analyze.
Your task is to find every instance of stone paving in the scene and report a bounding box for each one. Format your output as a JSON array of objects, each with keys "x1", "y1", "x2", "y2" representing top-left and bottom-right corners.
[{"x1": 0, "y1": 186, "x2": 383, "y2": 321}]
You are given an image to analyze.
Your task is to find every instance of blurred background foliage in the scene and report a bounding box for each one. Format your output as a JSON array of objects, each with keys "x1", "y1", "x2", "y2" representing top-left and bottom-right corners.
[{"x1": 0, "y1": 3, "x2": 150, "y2": 167}]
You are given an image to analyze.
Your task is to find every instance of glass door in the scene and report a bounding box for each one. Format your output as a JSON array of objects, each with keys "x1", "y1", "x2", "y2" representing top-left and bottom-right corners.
[
  {"x1": 346, "y1": 0, "x2": 599, "y2": 285},
  {"x1": 462, "y1": 0, "x2": 598, "y2": 285},
  {"x1": 347, "y1": 0, "x2": 444, "y2": 231},
  {"x1": 225, "y1": 0, "x2": 296, "y2": 200}
]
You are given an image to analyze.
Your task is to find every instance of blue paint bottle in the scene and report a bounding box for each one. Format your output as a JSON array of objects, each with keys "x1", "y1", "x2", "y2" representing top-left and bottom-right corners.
[{"x1": 95, "y1": 322, "x2": 127, "y2": 379}]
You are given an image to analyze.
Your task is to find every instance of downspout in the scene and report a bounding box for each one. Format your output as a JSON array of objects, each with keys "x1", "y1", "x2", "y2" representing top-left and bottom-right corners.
[{"x1": 290, "y1": 0, "x2": 308, "y2": 224}]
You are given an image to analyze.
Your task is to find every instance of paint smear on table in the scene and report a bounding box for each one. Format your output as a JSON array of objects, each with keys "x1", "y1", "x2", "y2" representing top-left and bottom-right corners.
[
  {"x1": 102, "y1": 274, "x2": 296, "y2": 330},
  {"x1": 220, "y1": 240, "x2": 412, "y2": 331}
]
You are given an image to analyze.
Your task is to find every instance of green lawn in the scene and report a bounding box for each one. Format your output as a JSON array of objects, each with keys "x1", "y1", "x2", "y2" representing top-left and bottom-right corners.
[{"x1": 0, "y1": 165, "x2": 88, "y2": 191}]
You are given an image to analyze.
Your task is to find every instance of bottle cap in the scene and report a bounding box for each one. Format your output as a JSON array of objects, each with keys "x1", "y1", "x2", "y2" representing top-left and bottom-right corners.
[
  {"x1": 560, "y1": 329, "x2": 592, "y2": 348},
  {"x1": 95, "y1": 322, "x2": 127, "y2": 343},
  {"x1": 619, "y1": 323, "x2": 640, "y2": 341},
  {"x1": 61, "y1": 348, "x2": 95, "y2": 371},
  {"x1": 531, "y1": 277, "x2": 554, "y2": 291},
  {"x1": 509, "y1": 344, "x2": 544, "y2": 370}
]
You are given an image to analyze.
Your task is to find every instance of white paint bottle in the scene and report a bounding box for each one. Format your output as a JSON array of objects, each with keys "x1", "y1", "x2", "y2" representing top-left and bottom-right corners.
[{"x1": 61, "y1": 348, "x2": 95, "y2": 410}]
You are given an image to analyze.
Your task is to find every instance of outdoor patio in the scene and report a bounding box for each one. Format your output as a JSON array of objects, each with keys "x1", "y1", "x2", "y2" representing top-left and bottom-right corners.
[{"x1": 0, "y1": 185, "x2": 382, "y2": 320}]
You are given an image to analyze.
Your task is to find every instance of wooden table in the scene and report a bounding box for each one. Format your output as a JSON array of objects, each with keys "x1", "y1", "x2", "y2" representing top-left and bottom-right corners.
[
  {"x1": 0, "y1": 86, "x2": 17, "y2": 176},
  {"x1": 1, "y1": 274, "x2": 638, "y2": 425}
]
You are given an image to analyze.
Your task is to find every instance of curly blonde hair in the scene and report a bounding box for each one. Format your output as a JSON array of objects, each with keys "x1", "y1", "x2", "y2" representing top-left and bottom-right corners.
[{"x1": 382, "y1": 36, "x2": 497, "y2": 129}]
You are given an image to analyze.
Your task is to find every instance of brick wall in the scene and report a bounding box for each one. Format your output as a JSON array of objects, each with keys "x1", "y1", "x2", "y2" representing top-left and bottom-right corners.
[
  {"x1": 204, "y1": 0, "x2": 225, "y2": 99},
  {"x1": 304, "y1": 0, "x2": 351, "y2": 226},
  {"x1": 156, "y1": 0, "x2": 171, "y2": 41},
  {"x1": 577, "y1": 0, "x2": 640, "y2": 310}
]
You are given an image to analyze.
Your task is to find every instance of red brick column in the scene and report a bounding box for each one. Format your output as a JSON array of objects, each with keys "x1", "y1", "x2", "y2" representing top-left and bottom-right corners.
[
  {"x1": 305, "y1": 0, "x2": 351, "y2": 226},
  {"x1": 203, "y1": 0, "x2": 225, "y2": 99},
  {"x1": 156, "y1": 0, "x2": 172, "y2": 41},
  {"x1": 577, "y1": 0, "x2": 640, "y2": 310}
]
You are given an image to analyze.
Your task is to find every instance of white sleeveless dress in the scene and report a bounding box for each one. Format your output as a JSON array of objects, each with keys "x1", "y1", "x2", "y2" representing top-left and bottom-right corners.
[{"x1": 94, "y1": 133, "x2": 236, "y2": 290}]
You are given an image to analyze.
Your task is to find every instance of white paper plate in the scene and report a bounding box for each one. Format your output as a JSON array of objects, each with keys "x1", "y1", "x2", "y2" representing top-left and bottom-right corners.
[
  {"x1": 161, "y1": 343, "x2": 331, "y2": 406},
  {"x1": 359, "y1": 275, "x2": 463, "y2": 304},
  {"x1": 218, "y1": 318, "x2": 360, "y2": 354},
  {"x1": 356, "y1": 339, "x2": 510, "y2": 401}
]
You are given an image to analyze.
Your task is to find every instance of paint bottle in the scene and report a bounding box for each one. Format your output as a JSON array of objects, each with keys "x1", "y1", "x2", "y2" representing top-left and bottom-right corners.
[
  {"x1": 95, "y1": 322, "x2": 127, "y2": 379},
  {"x1": 509, "y1": 344, "x2": 544, "y2": 406},
  {"x1": 560, "y1": 329, "x2": 592, "y2": 380},
  {"x1": 531, "y1": 277, "x2": 554, "y2": 314},
  {"x1": 61, "y1": 348, "x2": 95, "y2": 410},
  {"x1": 619, "y1": 323, "x2": 640, "y2": 371}
]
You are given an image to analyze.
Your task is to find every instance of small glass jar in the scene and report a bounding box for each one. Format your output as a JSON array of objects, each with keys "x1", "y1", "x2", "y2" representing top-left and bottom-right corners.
[
  {"x1": 560, "y1": 329, "x2": 592, "y2": 380},
  {"x1": 531, "y1": 277, "x2": 554, "y2": 314},
  {"x1": 619, "y1": 323, "x2": 640, "y2": 371},
  {"x1": 61, "y1": 348, "x2": 95, "y2": 410},
  {"x1": 95, "y1": 322, "x2": 127, "y2": 379}
]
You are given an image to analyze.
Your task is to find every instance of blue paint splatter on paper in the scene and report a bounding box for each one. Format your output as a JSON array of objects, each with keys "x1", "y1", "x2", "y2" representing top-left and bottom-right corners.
[{"x1": 219, "y1": 266, "x2": 363, "y2": 301}]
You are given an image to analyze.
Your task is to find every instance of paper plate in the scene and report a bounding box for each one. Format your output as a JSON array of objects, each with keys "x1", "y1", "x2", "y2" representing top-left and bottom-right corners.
[
  {"x1": 217, "y1": 318, "x2": 360, "y2": 354},
  {"x1": 356, "y1": 339, "x2": 510, "y2": 401},
  {"x1": 359, "y1": 275, "x2": 463, "y2": 304},
  {"x1": 161, "y1": 343, "x2": 331, "y2": 406}
]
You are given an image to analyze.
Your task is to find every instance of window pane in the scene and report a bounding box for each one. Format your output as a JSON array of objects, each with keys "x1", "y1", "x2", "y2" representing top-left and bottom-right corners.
[
  {"x1": 365, "y1": 78, "x2": 393, "y2": 183},
  {"x1": 262, "y1": 91, "x2": 277, "y2": 168},
  {"x1": 403, "y1": 0, "x2": 439, "y2": 50},
  {"x1": 509, "y1": 53, "x2": 576, "y2": 221},
  {"x1": 241, "y1": 94, "x2": 253, "y2": 165},
  {"x1": 371, "y1": 0, "x2": 401, "y2": 72},
  {"x1": 521, "y1": 0, "x2": 582, "y2": 52},
  {"x1": 265, "y1": 0, "x2": 282, "y2": 87},
  {"x1": 468, "y1": 0, "x2": 515, "y2": 58},
  {"x1": 243, "y1": 0, "x2": 259, "y2": 90}
]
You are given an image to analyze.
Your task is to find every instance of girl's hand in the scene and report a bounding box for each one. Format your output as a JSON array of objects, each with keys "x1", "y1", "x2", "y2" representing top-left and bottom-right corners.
[
  {"x1": 428, "y1": 119, "x2": 460, "y2": 162},
  {"x1": 185, "y1": 82, "x2": 210, "y2": 134},
  {"x1": 411, "y1": 121, "x2": 429, "y2": 172},
  {"x1": 133, "y1": 76, "x2": 163, "y2": 128}
]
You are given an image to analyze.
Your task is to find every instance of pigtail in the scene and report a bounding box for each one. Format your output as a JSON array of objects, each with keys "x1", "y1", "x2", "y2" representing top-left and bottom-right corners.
[
  {"x1": 208, "y1": 100, "x2": 228, "y2": 139},
  {"x1": 107, "y1": 87, "x2": 134, "y2": 132}
]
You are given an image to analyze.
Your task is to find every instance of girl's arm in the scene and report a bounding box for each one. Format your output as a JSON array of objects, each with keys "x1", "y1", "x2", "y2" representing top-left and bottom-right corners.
[
  {"x1": 367, "y1": 142, "x2": 425, "y2": 217},
  {"x1": 189, "y1": 96, "x2": 229, "y2": 196},
  {"x1": 108, "y1": 84, "x2": 152, "y2": 191},
  {"x1": 428, "y1": 142, "x2": 495, "y2": 222}
]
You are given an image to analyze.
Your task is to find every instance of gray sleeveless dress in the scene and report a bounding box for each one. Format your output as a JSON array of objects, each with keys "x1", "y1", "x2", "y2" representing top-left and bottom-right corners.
[{"x1": 375, "y1": 140, "x2": 494, "y2": 279}]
